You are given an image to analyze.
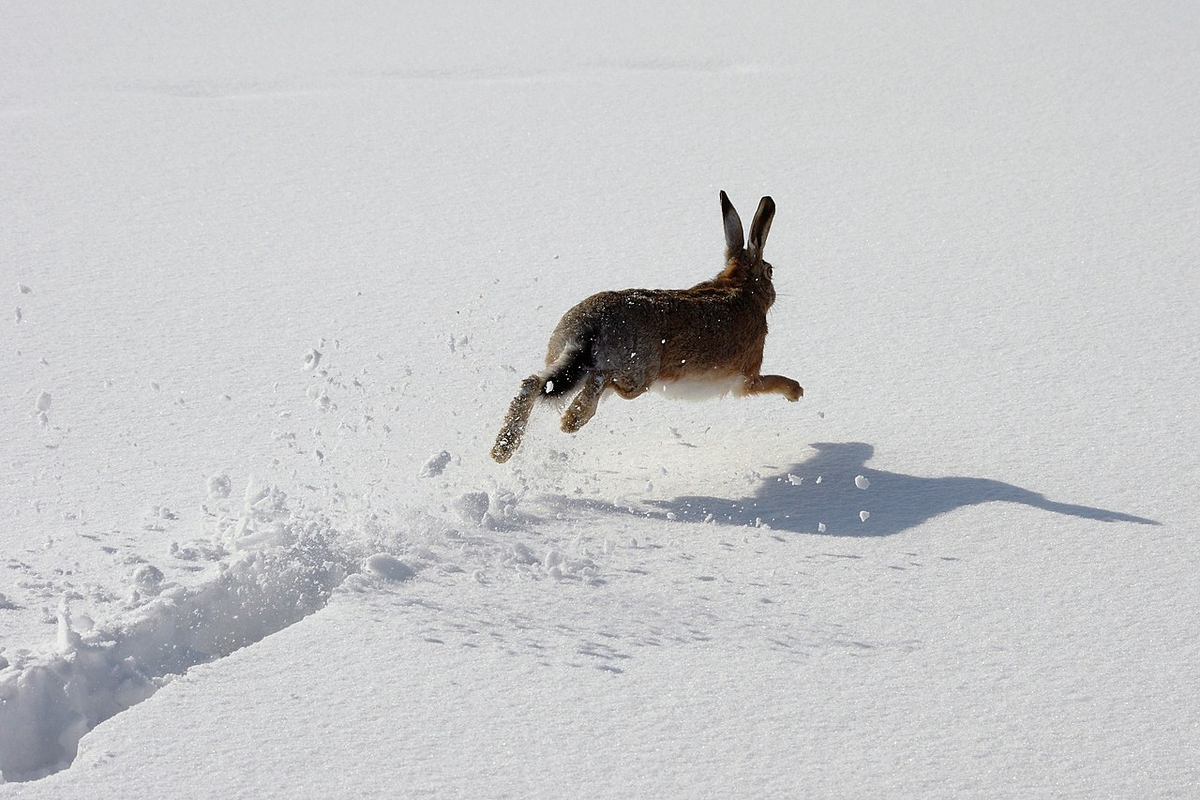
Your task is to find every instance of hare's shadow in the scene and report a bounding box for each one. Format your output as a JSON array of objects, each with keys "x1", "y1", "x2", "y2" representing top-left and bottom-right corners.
[{"x1": 560, "y1": 442, "x2": 1158, "y2": 536}]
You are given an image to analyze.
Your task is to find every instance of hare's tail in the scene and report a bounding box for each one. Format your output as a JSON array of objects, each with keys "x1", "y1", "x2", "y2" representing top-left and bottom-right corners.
[
  {"x1": 540, "y1": 340, "x2": 592, "y2": 398},
  {"x1": 492, "y1": 340, "x2": 594, "y2": 463}
]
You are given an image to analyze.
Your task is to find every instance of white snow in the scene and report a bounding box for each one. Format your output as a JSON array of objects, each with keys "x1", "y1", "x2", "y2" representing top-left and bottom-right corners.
[
  {"x1": 3, "y1": 0, "x2": 1199, "y2": 796},
  {"x1": 451, "y1": 491, "x2": 491, "y2": 525},
  {"x1": 204, "y1": 475, "x2": 231, "y2": 501},
  {"x1": 363, "y1": 554, "x2": 416, "y2": 583},
  {"x1": 418, "y1": 450, "x2": 452, "y2": 478}
]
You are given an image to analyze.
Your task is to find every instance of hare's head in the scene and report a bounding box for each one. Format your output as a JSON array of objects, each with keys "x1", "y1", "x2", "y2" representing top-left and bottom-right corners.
[{"x1": 718, "y1": 190, "x2": 777, "y2": 308}]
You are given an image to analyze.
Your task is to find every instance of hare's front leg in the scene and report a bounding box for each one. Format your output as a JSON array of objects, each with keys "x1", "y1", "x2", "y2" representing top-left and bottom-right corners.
[
  {"x1": 743, "y1": 374, "x2": 803, "y2": 402},
  {"x1": 561, "y1": 372, "x2": 606, "y2": 433}
]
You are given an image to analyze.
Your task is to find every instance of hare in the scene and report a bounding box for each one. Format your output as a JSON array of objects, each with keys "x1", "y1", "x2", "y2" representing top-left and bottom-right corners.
[{"x1": 491, "y1": 191, "x2": 802, "y2": 463}]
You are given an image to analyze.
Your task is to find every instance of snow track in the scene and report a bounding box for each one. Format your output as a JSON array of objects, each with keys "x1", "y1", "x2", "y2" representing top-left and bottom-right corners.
[
  {"x1": 0, "y1": 454, "x2": 598, "y2": 782},
  {"x1": 0, "y1": 510, "x2": 356, "y2": 781}
]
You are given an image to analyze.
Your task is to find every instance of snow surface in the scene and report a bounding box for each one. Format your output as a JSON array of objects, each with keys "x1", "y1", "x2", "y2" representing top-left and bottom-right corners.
[{"x1": 3, "y1": 0, "x2": 1200, "y2": 795}]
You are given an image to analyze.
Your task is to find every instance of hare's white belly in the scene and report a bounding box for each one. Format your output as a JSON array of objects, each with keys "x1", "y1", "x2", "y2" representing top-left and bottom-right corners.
[{"x1": 649, "y1": 374, "x2": 744, "y2": 401}]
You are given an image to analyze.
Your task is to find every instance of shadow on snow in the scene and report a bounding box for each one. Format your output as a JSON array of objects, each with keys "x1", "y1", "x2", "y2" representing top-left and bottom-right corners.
[{"x1": 560, "y1": 442, "x2": 1159, "y2": 537}]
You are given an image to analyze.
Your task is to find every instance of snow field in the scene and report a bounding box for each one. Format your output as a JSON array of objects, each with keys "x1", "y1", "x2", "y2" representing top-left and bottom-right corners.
[{"x1": 4, "y1": 0, "x2": 1200, "y2": 795}]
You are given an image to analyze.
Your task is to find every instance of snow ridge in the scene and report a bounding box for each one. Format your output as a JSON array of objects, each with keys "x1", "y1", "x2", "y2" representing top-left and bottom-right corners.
[{"x1": 0, "y1": 490, "x2": 357, "y2": 782}]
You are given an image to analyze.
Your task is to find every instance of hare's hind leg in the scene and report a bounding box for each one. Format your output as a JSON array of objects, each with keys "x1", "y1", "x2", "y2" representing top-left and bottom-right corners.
[
  {"x1": 492, "y1": 375, "x2": 544, "y2": 462},
  {"x1": 561, "y1": 372, "x2": 606, "y2": 433},
  {"x1": 743, "y1": 374, "x2": 803, "y2": 402}
]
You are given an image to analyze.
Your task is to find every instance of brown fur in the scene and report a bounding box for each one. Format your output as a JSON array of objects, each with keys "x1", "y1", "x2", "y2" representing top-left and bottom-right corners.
[{"x1": 491, "y1": 191, "x2": 801, "y2": 463}]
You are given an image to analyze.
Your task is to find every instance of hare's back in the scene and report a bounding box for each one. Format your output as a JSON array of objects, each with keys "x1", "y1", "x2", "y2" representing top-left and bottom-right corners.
[
  {"x1": 549, "y1": 287, "x2": 762, "y2": 375},
  {"x1": 554, "y1": 288, "x2": 739, "y2": 343}
]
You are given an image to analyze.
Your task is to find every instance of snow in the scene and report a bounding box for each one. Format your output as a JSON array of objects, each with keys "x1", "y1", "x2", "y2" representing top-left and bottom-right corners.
[
  {"x1": 362, "y1": 554, "x2": 416, "y2": 583},
  {"x1": 418, "y1": 450, "x2": 452, "y2": 479},
  {"x1": 3, "y1": 0, "x2": 1200, "y2": 796},
  {"x1": 301, "y1": 348, "x2": 322, "y2": 372}
]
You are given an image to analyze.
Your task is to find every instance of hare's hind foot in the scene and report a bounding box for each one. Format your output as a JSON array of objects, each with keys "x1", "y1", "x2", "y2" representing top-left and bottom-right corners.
[
  {"x1": 492, "y1": 375, "x2": 544, "y2": 462},
  {"x1": 743, "y1": 374, "x2": 803, "y2": 402},
  {"x1": 560, "y1": 372, "x2": 606, "y2": 433}
]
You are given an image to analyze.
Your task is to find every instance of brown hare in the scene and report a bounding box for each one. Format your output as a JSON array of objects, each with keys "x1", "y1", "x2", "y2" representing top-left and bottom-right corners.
[{"x1": 491, "y1": 191, "x2": 802, "y2": 463}]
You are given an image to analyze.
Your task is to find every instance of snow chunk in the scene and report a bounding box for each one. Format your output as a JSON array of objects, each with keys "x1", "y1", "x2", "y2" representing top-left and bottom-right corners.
[
  {"x1": 860, "y1": 511, "x2": 871, "y2": 522},
  {"x1": 302, "y1": 348, "x2": 322, "y2": 371},
  {"x1": 452, "y1": 491, "x2": 490, "y2": 525},
  {"x1": 132, "y1": 564, "x2": 165, "y2": 595},
  {"x1": 207, "y1": 474, "x2": 232, "y2": 500},
  {"x1": 57, "y1": 600, "x2": 83, "y2": 653},
  {"x1": 855, "y1": 475, "x2": 870, "y2": 490},
  {"x1": 365, "y1": 554, "x2": 417, "y2": 582},
  {"x1": 33, "y1": 392, "x2": 52, "y2": 426},
  {"x1": 306, "y1": 385, "x2": 333, "y2": 411},
  {"x1": 787, "y1": 474, "x2": 803, "y2": 486},
  {"x1": 222, "y1": 479, "x2": 290, "y2": 550},
  {"x1": 419, "y1": 450, "x2": 452, "y2": 478},
  {"x1": 509, "y1": 542, "x2": 539, "y2": 565}
]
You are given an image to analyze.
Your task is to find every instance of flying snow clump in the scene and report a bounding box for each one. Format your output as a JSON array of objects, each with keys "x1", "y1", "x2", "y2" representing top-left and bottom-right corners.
[{"x1": 419, "y1": 450, "x2": 452, "y2": 478}]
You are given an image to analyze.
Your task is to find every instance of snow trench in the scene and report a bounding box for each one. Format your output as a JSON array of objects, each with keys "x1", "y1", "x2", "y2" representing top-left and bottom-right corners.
[{"x1": 0, "y1": 486, "x2": 359, "y2": 782}]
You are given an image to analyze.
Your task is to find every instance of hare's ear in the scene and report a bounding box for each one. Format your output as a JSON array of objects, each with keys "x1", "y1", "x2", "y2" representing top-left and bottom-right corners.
[
  {"x1": 747, "y1": 196, "x2": 775, "y2": 260},
  {"x1": 720, "y1": 190, "x2": 744, "y2": 256}
]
